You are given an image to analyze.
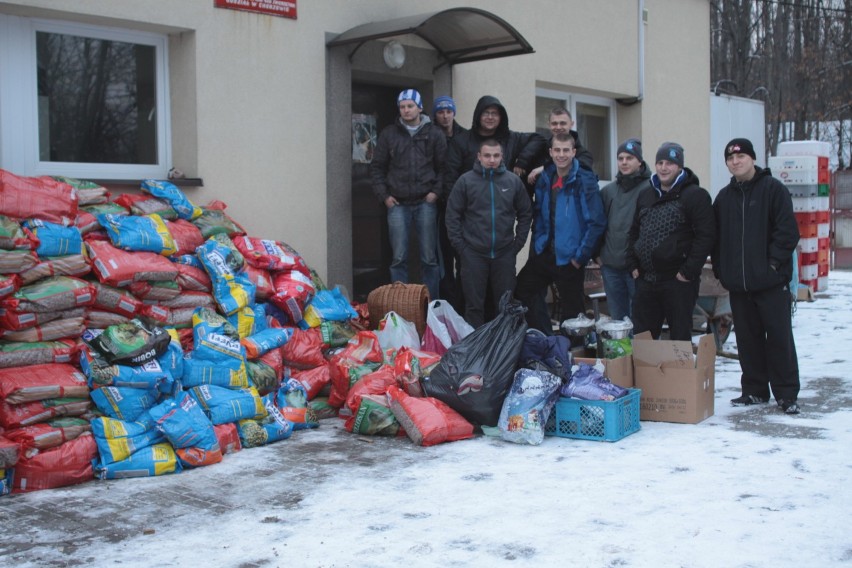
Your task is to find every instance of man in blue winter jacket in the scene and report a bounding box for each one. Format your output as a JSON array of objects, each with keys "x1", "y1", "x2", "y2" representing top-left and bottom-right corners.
[
  {"x1": 515, "y1": 133, "x2": 607, "y2": 334},
  {"x1": 445, "y1": 139, "x2": 532, "y2": 328}
]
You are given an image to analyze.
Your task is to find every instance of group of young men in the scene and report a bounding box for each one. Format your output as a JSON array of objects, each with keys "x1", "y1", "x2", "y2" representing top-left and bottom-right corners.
[{"x1": 370, "y1": 90, "x2": 801, "y2": 415}]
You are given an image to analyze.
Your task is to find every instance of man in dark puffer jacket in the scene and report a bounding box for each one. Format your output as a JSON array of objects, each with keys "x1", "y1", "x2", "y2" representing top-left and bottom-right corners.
[
  {"x1": 627, "y1": 142, "x2": 715, "y2": 341},
  {"x1": 712, "y1": 138, "x2": 801, "y2": 414}
]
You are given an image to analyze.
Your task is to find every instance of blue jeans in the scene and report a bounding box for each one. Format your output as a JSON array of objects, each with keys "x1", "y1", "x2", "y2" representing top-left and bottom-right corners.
[
  {"x1": 600, "y1": 264, "x2": 635, "y2": 321},
  {"x1": 387, "y1": 201, "x2": 440, "y2": 300}
]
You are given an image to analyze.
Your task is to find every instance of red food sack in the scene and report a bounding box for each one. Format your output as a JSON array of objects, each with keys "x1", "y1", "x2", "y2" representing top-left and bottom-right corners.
[
  {"x1": 12, "y1": 433, "x2": 97, "y2": 493},
  {"x1": 87, "y1": 240, "x2": 179, "y2": 286},
  {"x1": 173, "y1": 262, "x2": 212, "y2": 292},
  {"x1": 289, "y1": 364, "x2": 331, "y2": 400},
  {"x1": 0, "y1": 170, "x2": 79, "y2": 225},
  {"x1": 281, "y1": 327, "x2": 326, "y2": 369},
  {"x1": 232, "y1": 236, "x2": 311, "y2": 275},
  {"x1": 270, "y1": 270, "x2": 316, "y2": 324},
  {"x1": 243, "y1": 264, "x2": 274, "y2": 300},
  {"x1": 385, "y1": 385, "x2": 474, "y2": 447},
  {"x1": 166, "y1": 219, "x2": 204, "y2": 256},
  {"x1": 213, "y1": 422, "x2": 242, "y2": 454},
  {"x1": 345, "y1": 365, "x2": 397, "y2": 414},
  {"x1": 0, "y1": 364, "x2": 88, "y2": 404}
]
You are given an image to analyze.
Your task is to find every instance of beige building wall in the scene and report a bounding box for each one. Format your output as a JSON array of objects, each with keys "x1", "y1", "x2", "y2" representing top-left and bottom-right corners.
[{"x1": 0, "y1": 0, "x2": 710, "y2": 287}]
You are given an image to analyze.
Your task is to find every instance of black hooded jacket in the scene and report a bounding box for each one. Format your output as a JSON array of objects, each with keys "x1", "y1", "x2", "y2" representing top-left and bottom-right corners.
[
  {"x1": 711, "y1": 166, "x2": 799, "y2": 293},
  {"x1": 627, "y1": 167, "x2": 715, "y2": 283},
  {"x1": 444, "y1": 95, "x2": 546, "y2": 195}
]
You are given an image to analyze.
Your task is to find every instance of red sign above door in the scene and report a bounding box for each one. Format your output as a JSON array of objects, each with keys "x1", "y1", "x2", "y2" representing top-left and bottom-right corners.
[{"x1": 214, "y1": 0, "x2": 297, "y2": 20}]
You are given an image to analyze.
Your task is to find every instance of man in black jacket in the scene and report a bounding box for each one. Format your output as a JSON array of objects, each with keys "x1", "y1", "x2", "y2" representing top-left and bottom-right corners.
[
  {"x1": 712, "y1": 138, "x2": 801, "y2": 414},
  {"x1": 370, "y1": 89, "x2": 447, "y2": 300},
  {"x1": 445, "y1": 139, "x2": 532, "y2": 328},
  {"x1": 433, "y1": 95, "x2": 467, "y2": 310},
  {"x1": 527, "y1": 107, "x2": 594, "y2": 188},
  {"x1": 444, "y1": 95, "x2": 546, "y2": 195},
  {"x1": 627, "y1": 142, "x2": 715, "y2": 341}
]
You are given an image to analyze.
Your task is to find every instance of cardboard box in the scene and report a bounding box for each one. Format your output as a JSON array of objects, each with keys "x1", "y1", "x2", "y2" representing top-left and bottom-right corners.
[
  {"x1": 796, "y1": 285, "x2": 814, "y2": 302},
  {"x1": 575, "y1": 355, "x2": 634, "y2": 388},
  {"x1": 632, "y1": 332, "x2": 715, "y2": 424}
]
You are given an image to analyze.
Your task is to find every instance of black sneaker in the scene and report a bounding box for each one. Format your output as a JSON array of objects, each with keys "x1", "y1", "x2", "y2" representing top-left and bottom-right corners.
[
  {"x1": 778, "y1": 399, "x2": 800, "y2": 415},
  {"x1": 730, "y1": 395, "x2": 769, "y2": 406}
]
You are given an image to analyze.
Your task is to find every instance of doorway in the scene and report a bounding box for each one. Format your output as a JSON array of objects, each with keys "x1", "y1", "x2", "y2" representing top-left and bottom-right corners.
[{"x1": 351, "y1": 82, "x2": 426, "y2": 301}]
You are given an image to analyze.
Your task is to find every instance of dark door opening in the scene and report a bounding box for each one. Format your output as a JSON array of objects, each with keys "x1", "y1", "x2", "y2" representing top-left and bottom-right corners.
[{"x1": 351, "y1": 82, "x2": 424, "y2": 301}]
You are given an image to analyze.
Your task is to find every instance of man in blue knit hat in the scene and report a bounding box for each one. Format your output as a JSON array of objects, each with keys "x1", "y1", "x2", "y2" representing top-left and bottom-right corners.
[
  {"x1": 370, "y1": 89, "x2": 447, "y2": 299},
  {"x1": 432, "y1": 95, "x2": 467, "y2": 308},
  {"x1": 432, "y1": 95, "x2": 465, "y2": 141},
  {"x1": 626, "y1": 142, "x2": 715, "y2": 341}
]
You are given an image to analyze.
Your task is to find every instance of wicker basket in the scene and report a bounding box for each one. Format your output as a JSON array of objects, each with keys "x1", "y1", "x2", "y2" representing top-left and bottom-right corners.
[{"x1": 367, "y1": 282, "x2": 430, "y2": 337}]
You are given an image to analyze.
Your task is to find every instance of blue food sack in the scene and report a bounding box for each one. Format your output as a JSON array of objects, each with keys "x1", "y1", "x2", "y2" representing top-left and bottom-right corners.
[
  {"x1": 93, "y1": 442, "x2": 182, "y2": 479},
  {"x1": 197, "y1": 236, "x2": 255, "y2": 316},
  {"x1": 237, "y1": 396, "x2": 294, "y2": 448},
  {"x1": 91, "y1": 415, "x2": 164, "y2": 464},
  {"x1": 148, "y1": 392, "x2": 221, "y2": 467},
  {"x1": 182, "y1": 356, "x2": 250, "y2": 389},
  {"x1": 302, "y1": 287, "x2": 358, "y2": 328},
  {"x1": 90, "y1": 385, "x2": 160, "y2": 422},
  {"x1": 81, "y1": 348, "x2": 175, "y2": 392},
  {"x1": 141, "y1": 179, "x2": 202, "y2": 221},
  {"x1": 97, "y1": 213, "x2": 177, "y2": 256},
  {"x1": 498, "y1": 368, "x2": 562, "y2": 445},
  {"x1": 241, "y1": 327, "x2": 292, "y2": 360},
  {"x1": 23, "y1": 219, "x2": 83, "y2": 257},
  {"x1": 188, "y1": 384, "x2": 265, "y2": 425}
]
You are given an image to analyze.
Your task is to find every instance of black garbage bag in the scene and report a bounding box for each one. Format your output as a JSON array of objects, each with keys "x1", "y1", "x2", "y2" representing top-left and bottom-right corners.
[
  {"x1": 421, "y1": 292, "x2": 527, "y2": 427},
  {"x1": 518, "y1": 328, "x2": 573, "y2": 382}
]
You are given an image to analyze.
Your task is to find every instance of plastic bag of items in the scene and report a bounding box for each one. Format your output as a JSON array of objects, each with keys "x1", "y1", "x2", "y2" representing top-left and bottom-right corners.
[
  {"x1": 141, "y1": 179, "x2": 202, "y2": 221},
  {"x1": 97, "y1": 213, "x2": 177, "y2": 256},
  {"x1": 497, "y1": 368, "x2": 563, "y2": 446},
  {"x1": 561, "y1": 362, "x2": 629, "y2": 401}
]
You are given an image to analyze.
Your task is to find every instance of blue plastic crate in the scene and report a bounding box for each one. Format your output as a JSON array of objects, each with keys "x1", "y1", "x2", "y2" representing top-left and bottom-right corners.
[{"x1": 544, "y1": 388, "x2": 641, "y2": 442}]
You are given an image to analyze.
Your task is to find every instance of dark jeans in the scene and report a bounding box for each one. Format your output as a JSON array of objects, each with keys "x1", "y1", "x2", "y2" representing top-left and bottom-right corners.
[
  {"x1": 515, "y1": 251, "x2": 585, "y2": 335},
  {"x1": 730, "y1": 285, "x2": 799, "y2": 402},
  {"x1": 600, "y1": 264, "x2": 635, "y2": 321},
  {"x1": 387, "y1": 201, "x2": 440, "y2": 300},
  {"x1": 631, "y1": 277, "x2": 699, "y2": 341},
  {"x1": 459, "y1": 247, "x2": 517, "y2": 329}
]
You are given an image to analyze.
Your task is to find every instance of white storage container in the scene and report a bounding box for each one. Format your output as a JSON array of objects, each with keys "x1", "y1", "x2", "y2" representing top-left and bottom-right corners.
[
  {"x1": 798, "y1": 237, "x2": 819, "y2": 253},
  {"x1": 800, "y1": 264, "x2": 818, "y2": 280},
  {"x1": 777, "y1": 140, "x2": 831, "y2": 158},
  {"x1": 791, "y1": 196, "x2": 820, "y2": 212},
  {"x1": 817, "y1": 223, "x2": 830, "y2": 238},
  {"x1": 816, "y1": 276, "x2": 829, "y2": 292}
]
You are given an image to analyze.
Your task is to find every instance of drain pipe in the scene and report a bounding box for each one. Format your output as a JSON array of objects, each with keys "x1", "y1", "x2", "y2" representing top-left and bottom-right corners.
[{"x1": 617, "y1": 0, "x2": 645, "y2": 105}]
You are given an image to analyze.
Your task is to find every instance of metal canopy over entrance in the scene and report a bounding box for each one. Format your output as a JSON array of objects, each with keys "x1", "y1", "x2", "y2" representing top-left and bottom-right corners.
[{"x1": 326, "y1": 7, "x2": 534, "y2": 68}]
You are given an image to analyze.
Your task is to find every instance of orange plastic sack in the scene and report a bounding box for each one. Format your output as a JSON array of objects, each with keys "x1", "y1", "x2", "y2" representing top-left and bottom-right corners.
[
  {"x1": 385, "y1": 385, "x2": 474, "y2": 447},
  {"x1": 0, "y1": 170, "x2": 78, "y2": 225}
]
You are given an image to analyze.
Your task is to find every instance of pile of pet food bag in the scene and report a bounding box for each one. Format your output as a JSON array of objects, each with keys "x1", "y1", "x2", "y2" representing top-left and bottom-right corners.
[{"x1": 0, "y1": 169, "x2": 629, "y2": 497}]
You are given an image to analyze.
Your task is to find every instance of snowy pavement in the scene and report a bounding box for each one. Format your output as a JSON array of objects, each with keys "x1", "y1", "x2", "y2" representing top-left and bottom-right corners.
[{"x1": 1, "y1": 272, "x2": 851, "y2": 568}]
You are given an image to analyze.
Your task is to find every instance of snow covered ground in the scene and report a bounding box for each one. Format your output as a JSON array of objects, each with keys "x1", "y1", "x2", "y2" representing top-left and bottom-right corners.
[{"x1": 1, "y1": 272, "x2": 851, "y2": 568}]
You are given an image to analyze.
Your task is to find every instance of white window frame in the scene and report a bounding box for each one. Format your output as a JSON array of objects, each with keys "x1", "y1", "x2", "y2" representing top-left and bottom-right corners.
[
  {"x1": 0, "y1": 14, "x2": 171, "y2": 180},
  {"x1": 535, "y1": 88, "x2": 618, "y2": 183}
]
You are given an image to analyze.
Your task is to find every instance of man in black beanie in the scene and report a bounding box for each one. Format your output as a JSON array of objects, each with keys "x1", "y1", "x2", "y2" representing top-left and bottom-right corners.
[
  {"x1": 598, "y1": 138, "x2": 651, "y2": 321},
  {"x1": 626, "y1": 141, "x2": 715, "y2": 340},
  {"x1": 712, "y1": 137, "x2": 801, "y2": 414}
]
